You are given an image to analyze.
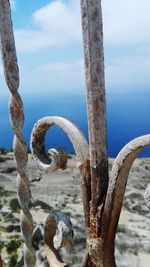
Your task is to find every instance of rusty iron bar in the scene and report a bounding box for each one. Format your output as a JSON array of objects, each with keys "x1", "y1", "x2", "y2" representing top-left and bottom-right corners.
[
  {"x1": 80, "y1": 1, "x2": 150, "y2": 267},
  {"x1": 29, "y1": 1, "x2": 150, "y2": 267},
  {"x1": 30, "y1": 116, "x2": 90, "y2": 228},
  {"x1": 0, "y1": 1, "x2": 150, "y2": 267},
  {"x1": 80, "y1": 1, "x2": 108, "y2": 265},
  {"x1": 0, "y1": 1, "x2": 36, "y2": 266},
  {"x1": 30, "y1": 116, "x2": 90, "y2": 266},
  {"x1": 30, "y1": 116, "x2": 91, "y2": 266},
  {"x1": 81, "y1": 0, "x2": 108, "y2": 214},
  {"x1": 44, "y1": 211, "x2": 73, "y2": 267},
  {"x1": 0, "y1": 255, "x2": 3, "y2": 267},
  {"x1": 103, "y1": 134, "x2": 150, "y2": 267}
]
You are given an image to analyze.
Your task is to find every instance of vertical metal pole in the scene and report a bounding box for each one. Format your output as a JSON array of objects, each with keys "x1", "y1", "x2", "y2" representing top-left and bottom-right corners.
[
  {"x1": 81, "y1": 0, "x2": 108, "y2": 218},
  {"x1": 0, "y1": 1, "x2": 36, "y2": 266},
  {"x1": 80, "y1": 1, "x2": 109, "y2": 266}
]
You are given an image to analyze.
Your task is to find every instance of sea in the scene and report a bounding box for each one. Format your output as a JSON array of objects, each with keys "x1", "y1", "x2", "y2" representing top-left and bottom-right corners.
[{"x1": 0, "y1": 90, "x2": 150, "y2": 158}]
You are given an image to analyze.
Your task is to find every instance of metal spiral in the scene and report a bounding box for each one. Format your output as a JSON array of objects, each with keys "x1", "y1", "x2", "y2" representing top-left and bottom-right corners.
[
  {"x1": 0, "y1": 1, "x2": 36, "y2": 266},
  {"x1": 30, "y1": 116, "x2": 91, "y2": 266},
  {"x1": 44, "y1": 211, "x2": 73, "y2": 267},
  {"x1": 103, "y1": 134, "x2": 150, "y2": 265},
  {"x1": 30, "y1": 116, "x2": 90, "y2": 227},
  {"x1": 30, "y1": 116, "x2": 89, "y2": 168}
]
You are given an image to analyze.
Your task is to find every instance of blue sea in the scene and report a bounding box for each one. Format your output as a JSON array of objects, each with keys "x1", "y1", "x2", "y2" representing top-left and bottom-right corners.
[{"x1": 0, "y1": 91, "x2": 150, "y2": 157}]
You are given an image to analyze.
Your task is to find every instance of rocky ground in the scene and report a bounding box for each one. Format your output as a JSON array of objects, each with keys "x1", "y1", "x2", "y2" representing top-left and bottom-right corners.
[{"x1": 0, "y1": 152, "x2": 150, "y2": 267}]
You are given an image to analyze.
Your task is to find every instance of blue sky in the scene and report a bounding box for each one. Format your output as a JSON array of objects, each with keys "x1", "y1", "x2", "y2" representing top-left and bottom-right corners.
[{"x1": 1, "y1": 0, "x2": 150, "y2": 97}]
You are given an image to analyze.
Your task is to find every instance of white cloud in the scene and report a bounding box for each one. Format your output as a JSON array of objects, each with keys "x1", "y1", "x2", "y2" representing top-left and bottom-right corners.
[
  {"x1": 34, "y1": 0, "x2": 81, "y2": 42},
  {"x1": 36, "y1": 59, "x2": 84, "y2": 91},
  {"x1": 15, "y1": 29, "x2": 56, "y2": 52},
  {"x1": 14, "y1": 0, "x2": 150, "y2": 52},
  {"x1": 102, "y1": 0, "x2": 150, "y2": 45},
  {"x1": 11, "y1": 0, "x2": 150, "y2": 94},
  {"x1": 15, "y1": 59, "x2": 85, "y2": 95},
  {"x1": 105, "y1": 46, "x2": 150, "y2": 90},
  {"x1": 15, "y1": 0, "x2": 81, "y2": 52},
  {"x1": 38, "y1": 60, "x2": 83, "y2": 76}
]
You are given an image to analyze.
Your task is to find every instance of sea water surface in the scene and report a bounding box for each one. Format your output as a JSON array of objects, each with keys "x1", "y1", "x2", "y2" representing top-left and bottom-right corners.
[{"x1": 0, "y1": 91, "x2": 150, "y2": 157}]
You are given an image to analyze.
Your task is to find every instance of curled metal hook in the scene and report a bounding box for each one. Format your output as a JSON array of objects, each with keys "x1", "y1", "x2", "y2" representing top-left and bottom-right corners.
[
  {"x1": 44, "y1": 211, "x2": 73, "y2": 267},
  {"x1": 103, "y1": 134, "x2": 150, "y2": 264},
  {"x1": 30, "y1": 116, "x2": 90, "y2": 265},
  {"x1": 47, "y1": 147, "x2": 68, "y2": 171},
  {"x1": 30, "y1": 116, "x2": 89, "y2": 171}
]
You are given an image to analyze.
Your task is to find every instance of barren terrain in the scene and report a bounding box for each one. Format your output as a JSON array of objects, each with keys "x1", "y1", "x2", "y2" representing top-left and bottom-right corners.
[{"x1": 0, "y1": 153, "x2": 150, "y2": 267}]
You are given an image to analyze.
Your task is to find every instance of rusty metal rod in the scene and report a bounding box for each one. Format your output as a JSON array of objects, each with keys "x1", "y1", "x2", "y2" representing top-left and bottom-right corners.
[
  {"x1": 0, "y1": 1, "x2": 36, "y2": 266},
  {"x1": 81, "y1": 0, "x2": 108, "y2": 214}
]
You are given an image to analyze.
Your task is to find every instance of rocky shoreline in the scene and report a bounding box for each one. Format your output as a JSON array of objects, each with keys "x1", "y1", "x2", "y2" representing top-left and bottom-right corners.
[{"x1": 0, "y1": 153, "x2": 150, "y2": 267}]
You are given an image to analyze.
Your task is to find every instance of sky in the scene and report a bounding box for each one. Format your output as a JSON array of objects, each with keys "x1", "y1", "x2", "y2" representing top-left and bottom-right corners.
[{"x1": 0, "y1": 0, "x2": 150, "y2": 97}]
